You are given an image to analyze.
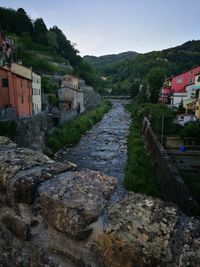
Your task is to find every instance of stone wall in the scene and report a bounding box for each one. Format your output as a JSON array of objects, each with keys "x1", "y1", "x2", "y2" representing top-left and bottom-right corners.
[
  {"x1": 16, "y1": 112, "x2": 48, "y2": 151},
  {"x1": 0, "y1": 108, "x2": 16, "y2": 121},
  {"x1": 59, "y1": 109, "x2": 77, "y2": 124},
  {"x1": 0, "y1": 136, "x2": 199, "y2": 267},
  {"x1": 142, "y1": 117, "x2": 200, "y2": 216},
  {"x1": 83, "y1": 88, "x2": 101, "y2": 111}
]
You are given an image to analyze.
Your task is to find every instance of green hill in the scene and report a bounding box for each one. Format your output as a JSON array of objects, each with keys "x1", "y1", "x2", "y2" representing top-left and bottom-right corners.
[
  {"x1": 91, "y1": 40, "x2": 200, "y2": 96},
  {"x1": 84, "y1": 51, "x2": 138, "y2": 71},
  {"x1": 0, "y1": 7, "x2": 99, "y2": 92}
]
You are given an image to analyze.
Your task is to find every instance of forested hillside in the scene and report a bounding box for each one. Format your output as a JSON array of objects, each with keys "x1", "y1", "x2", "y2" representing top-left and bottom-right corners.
[
  {"x1": 0, "y1": 7, "x2": 99, "y2": 89},
  {"x1": 84, "y1": 51, "x2": 138, "y2": 71},
  {"x1": 85, "y1": 40, "x2": 200, "y2": 96}
]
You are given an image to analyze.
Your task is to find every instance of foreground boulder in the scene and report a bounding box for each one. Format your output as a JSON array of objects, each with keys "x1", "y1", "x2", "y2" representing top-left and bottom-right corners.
[
  {"x1": 39, "y1": 170, "x2": 117, "y2": 240},
  {"x1": 0, "y1": 136, "x2": 199, "y2": 267},
  {"x1": 92, "y1": 193, "x2": 200, "y2": 267}
]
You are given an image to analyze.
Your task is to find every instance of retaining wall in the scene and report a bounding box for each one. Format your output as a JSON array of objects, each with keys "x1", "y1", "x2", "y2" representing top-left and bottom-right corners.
[
  {"x1": 16, "y1": 112, "x2": 48, "y2": 151},
  {"x1": 0, "y1": 108, "x2": 16, "y2": 121},
  {"x1": 142, "y1": 117, "x2": 200, "y2": 216}
]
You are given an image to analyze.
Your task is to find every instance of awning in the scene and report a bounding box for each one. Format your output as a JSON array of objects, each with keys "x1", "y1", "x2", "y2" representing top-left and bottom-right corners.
[
  {"x1": 183, "y1": 98, "x2": 195, "y2": 107},
  {"x1": 193, "y1": 85, "x2": 200, "y2": 90}
]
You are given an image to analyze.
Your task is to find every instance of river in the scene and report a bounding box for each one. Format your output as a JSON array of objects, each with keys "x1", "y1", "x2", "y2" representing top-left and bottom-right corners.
[{"x1": 55, "y1": 101, "x2": 131, "y2": 184}]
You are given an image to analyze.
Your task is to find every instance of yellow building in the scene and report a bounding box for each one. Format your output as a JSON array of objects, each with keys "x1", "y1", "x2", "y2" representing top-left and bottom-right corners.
[{"x1": 194, "y1": 73, "x2": 200, "y2": 119}]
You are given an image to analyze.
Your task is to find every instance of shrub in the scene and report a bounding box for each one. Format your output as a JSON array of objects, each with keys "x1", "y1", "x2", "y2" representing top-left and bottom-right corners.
[
  {"x1": 180, "y1": 121, "x2": 200, "y2": 145},
  {"x1": 0, "y1": 121, "x2": 17, "y2": 140}
]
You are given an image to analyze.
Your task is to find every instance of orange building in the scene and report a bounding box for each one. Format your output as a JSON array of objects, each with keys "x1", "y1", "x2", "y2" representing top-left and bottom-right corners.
[{"x1": 0, "y1": 66, "x2": 32, "y2": 117}]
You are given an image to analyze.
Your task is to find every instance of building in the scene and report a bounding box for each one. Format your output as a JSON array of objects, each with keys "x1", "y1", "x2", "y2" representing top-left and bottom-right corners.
[
  {"x1": 32, "y1": 72, "x2": 42, "y2": 114},
  {"x1": 62, "y1": 74, "x2": 78, "y2": 89},
  {"x1": 161, "y1": 66, "x2": 200, "y2": 106},
  {"x1": 194, "y1": 73, "x2": 200, "y2": 119},
  {"x1": 0, "y1": 65, "x2": 32, "y2": 117},
  {"x1": 58, "y1": 75, "x2": 84, "y2": 113},
  {"x1": 171, "y1": 66, "x2": 200, "y2": 93}
]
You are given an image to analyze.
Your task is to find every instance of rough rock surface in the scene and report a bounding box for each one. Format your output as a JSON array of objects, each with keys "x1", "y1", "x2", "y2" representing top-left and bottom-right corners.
[
  {"x1": 39, "y1": 170, "x2": 117, "y2": 240},
  {"x1": 92, "y1": 193, "x2": 200, "y2": 267},
  {"x1": 0, "y1": 136, "x2": 200, "y2": 267}
]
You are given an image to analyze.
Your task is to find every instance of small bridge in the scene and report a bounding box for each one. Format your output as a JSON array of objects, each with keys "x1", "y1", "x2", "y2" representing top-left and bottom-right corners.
[{"x1": 102, "y1": 95, "x2": 132, "y2": 100}]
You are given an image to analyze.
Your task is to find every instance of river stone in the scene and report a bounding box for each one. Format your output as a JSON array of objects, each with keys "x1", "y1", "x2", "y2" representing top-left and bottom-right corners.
[
  {"x1": 39, "y1": 170, "x2": 117, "y2": 240},
  {"x1": 92, "y1": 193, "x2": 183, "y2": 267}
]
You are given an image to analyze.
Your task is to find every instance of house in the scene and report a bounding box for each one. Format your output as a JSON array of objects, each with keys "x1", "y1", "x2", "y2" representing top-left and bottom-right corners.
[
  {"x1": 62, "y1": 74, "x2": 78, "y2": 89},
  {"x1": 176, "y1": 114, "x2": 196, "y2": 126},
  {"x1": 0, "y1": 65, "x2": 32, "y2": 117},
  {"x1": 32, "y1": 72, "x2": 42, "y2": 114},
  {"x1": 58, "y1": 75, "x2": 84, "y2": 113},
  {"x1": 160, "y1": 77, "x2": 172, "y2": 104},
  {"x1": 194, "y1": 73, "x2": 200, "y2": 119},
  {"x1": 161, "y1": 66, "x2": 200, "y2": 107}
]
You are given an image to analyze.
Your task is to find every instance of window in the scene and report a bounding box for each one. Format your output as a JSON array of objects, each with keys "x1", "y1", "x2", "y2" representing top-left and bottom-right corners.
[
  {"x1": 197, "y1": 76, "x2": 200, "y2": 82},
  {"x1": 190, "y1": 70, "x2": 193, "y2": 74},
  {"x1": 21, "y1": 80, "x2": 23, "y2": 88},
  {"x1": 188, "y1": 78, "x2": 193, "y2": 84},
  {"x1": 21, "y1": 96, "x2": 24, "y2": 104},
  {"x1": 2, "y1": 78, "x2": 9, "y2": 87},
  {"x1": 176, "y1": 77, "x2": 182, "y2": 83}
]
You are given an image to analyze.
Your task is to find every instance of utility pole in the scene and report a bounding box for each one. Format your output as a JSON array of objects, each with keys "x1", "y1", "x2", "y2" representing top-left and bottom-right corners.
[{"x1": 161, "y1": 115, "x2": 164, "y2": 145}]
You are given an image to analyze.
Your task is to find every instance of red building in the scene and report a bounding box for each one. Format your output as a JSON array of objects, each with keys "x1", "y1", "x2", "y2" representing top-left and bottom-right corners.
[
  {"x1": 0, "y1": 67, "x2": 32, "y2": 117},
  {"x1": 161, "y1": 66, "x2": 200, "y2": 104}
]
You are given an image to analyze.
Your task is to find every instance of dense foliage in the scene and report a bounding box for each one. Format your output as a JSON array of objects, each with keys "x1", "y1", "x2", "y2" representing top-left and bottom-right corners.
[
  {"x1": 0, "y1": 7, "x2": 100, "y2": 89},
  {"x1": 84, "y1": 51, "x2": 138, "y2": 71},
  {"x1": 85, "y1": 39, "x2": 200, "y2": 97},
  {"x1": 180, "y1": 121, "x2": 200, "y2": 145},
  {"x1": 0, "y1": 121, "x2": 17, "y2": 140}
]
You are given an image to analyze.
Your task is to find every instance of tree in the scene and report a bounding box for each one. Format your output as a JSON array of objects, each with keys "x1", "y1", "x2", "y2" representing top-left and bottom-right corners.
[
  {"x1": 33, "y1": 18, "x2": 48, "y2": 44},
  {"x1": 146, "y1": 67, "x2": 165, "y2": 103},
  {"x1": 180, "y1": 121, "x2": 200, "y2": 145},
  {"x1": 16, "y1": 8, "x2": 33, "y2": 35},
  {"x1": 47, "y1": 30, "x2": 58, "y2": 50},
  {"x1": 177, "y1": 99, "x2": 186, "y2": 114}
]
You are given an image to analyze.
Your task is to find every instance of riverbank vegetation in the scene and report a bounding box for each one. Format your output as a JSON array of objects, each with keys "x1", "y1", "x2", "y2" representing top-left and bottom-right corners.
[
  {"x1": 124, "y1": 103, "x2": 162, "y2": 198},
  {"x1": 124, "y1": 102, "x2": 200, "y2": 204},
  {"x1": 47, "y1": 100, "x2": 112, "y2": 153}
]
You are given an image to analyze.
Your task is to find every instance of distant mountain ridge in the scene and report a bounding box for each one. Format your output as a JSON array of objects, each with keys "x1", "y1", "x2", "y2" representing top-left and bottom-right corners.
[
  {"x1": 86, "y1": 39, "x2": 200, "y2": 95},
  {"x1": 84, "y1": 51, "x2": 138, "y2": 70}
]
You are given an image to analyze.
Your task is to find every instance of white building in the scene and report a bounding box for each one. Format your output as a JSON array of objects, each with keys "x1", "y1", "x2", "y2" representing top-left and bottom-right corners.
[{"x1": 32, "y1": 72, "x2": 41, "y2": 114}]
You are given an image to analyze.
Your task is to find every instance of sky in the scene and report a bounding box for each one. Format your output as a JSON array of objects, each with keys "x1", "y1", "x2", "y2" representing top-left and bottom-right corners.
[{"x1": 0, "y1": 0, "x2": 200, "y2": 56}]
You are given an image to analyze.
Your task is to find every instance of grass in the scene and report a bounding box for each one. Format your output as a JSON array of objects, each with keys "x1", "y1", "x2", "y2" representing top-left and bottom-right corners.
[
  {"x1": 123, "y1": 103, "x2": 162, "y2": 198},
  {"x1": 47, "y1": 100, "x2": 112, "y2": 153},
  {"x1": 182, "y1": 174, "x2": 200, "y2": 205}
]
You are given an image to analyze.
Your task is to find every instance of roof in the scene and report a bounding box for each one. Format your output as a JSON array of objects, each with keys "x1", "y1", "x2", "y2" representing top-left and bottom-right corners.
[{"x1": 171, "y1": 65, "x2": 200, "y2": 79}]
